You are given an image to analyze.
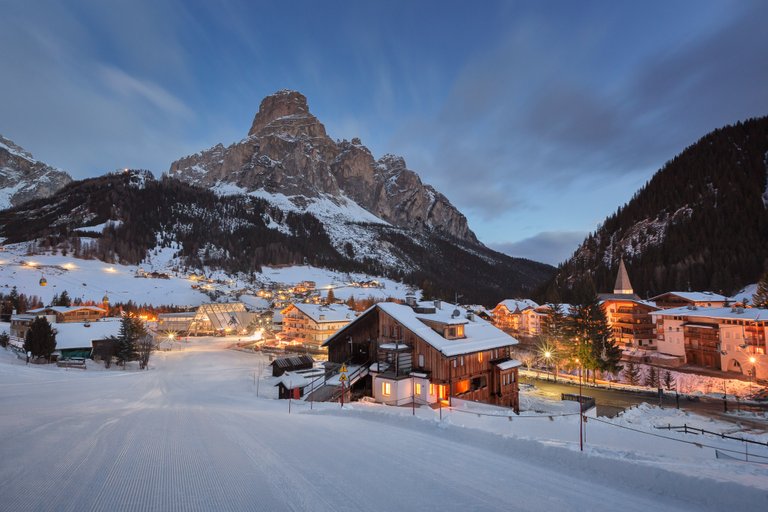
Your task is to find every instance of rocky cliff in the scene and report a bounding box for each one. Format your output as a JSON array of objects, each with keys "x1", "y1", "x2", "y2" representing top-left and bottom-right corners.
[
  {"x1": 0, "y1": 135, "x2": 72, "y2": 209},
  {"x1": 169, "y1": 90, "x2": 477, "y2": 243}
]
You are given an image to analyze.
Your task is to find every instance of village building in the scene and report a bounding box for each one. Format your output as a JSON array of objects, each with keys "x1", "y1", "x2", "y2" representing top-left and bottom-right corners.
[
  {"x1": 650, "y1": 306, "x2": 768, "y2": 379},
  {"x1": 9, "y1": 313, "x2": 121, "y2": 359},
  {"x1": 598, "y1": 260, "x2": 659, "y2": 350},
  {"x1": 323, "y1": 297, "x2": 521, "y2": 411},
  {"x1": 270, "y1": 354, "x2": 314, "y2": 377},
  {"x1": 156, "y1": 303, "x2": 256, "y2": 336},
  {"x1": 490, "y1": 299, "x2": 539, "y2": 333},
  {"x1": 649, "y1": 291, "x2": 731, "y2": 309},
  {"x1": 280, "y1": 303, "x2": 354, "y2": 354},
  {"x1": 26, "y1": 305, "x2": 107, "y2": 324},
  {"x1": 520, "y1": 305, "x2": 552, "y2": 338}
]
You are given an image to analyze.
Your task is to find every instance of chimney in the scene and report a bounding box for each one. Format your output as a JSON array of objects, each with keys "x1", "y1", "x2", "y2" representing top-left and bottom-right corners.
[
  {"x1": 466, "y1": 311, "x2": 474, "y2": 321},
  {"x1": 434, "y1": 300, "x2": 441, "y2": 310},
  {"x1": 405, "y1": 294, "x2": 416, "y2": 307}
]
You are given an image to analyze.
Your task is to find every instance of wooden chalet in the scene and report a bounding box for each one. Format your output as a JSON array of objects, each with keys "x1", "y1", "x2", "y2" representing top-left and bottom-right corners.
[
  {"x1": 323, "y1": 297, "x2": 521, "y2": 412},
  {"x1": 26, "y1": 306, "x2": 107, "y2": 324},
  {"x1": 270, "y1": 355, "x2": 314, "y2": 377}
]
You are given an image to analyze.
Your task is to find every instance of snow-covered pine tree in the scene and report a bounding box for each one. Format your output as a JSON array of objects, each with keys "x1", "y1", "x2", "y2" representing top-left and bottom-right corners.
[
  {"x1": 752, "y1": 269, "x2": 768, "y2": 308},
  {"x1": 624, "y1": 361, "x2": 640, "y2": 385},
  {"x1": 662, "y1": 370, "x2": 675, "y2": 391},
  {"x1": 644, "y1": 366, "x2": 658, "y2": 388}
]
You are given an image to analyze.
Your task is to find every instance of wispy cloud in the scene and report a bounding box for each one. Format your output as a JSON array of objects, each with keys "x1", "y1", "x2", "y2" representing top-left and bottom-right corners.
[{"x1": 99, "y1": 65, "x2": 193, "y2": 118}]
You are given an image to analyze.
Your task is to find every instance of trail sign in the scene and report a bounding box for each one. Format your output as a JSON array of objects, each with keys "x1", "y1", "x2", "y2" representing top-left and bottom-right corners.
[
  {"x1": 340, "y1": 364, "x2": 348, "y2": 373},
  {"x1": 339, "y1": 373, "x2": 348, "y2": 382}
]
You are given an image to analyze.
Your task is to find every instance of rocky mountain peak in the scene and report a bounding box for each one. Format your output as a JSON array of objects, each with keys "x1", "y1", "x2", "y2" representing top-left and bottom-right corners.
[
  {"x1": 170, "y1": 90, "x2": 478, "y2": 244},
  {"x1": 248, "y1": 89, "x2": 326, "y2": 138},
  {"x1": 0, "y1": 135, "x2": 72, "y2": 209}
]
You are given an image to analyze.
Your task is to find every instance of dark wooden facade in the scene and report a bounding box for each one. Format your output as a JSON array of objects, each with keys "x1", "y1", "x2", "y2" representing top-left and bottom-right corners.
[{"x1": 325, "y1": 306, "x2": 519, "y2": 410}]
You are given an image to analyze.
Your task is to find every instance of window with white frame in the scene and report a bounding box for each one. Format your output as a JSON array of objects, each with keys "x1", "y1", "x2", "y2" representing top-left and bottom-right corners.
[{"x1": 382, "y1": 382, "x2": 391, "y2": 396}]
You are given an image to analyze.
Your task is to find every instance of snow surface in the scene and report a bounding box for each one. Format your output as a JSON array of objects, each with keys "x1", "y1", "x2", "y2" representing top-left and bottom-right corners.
[
  {"x1": 0, "y1": 339, "x2": 766, "y2": 512},
  {"x1": 0, "y1": 247, "x2": 415, "y2": 308}
]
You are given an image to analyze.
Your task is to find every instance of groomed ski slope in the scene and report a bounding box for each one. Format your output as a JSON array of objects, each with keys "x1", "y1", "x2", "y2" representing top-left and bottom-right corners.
[{"x1": 0, "y1": 340, "x2": 765, "y2": 512}]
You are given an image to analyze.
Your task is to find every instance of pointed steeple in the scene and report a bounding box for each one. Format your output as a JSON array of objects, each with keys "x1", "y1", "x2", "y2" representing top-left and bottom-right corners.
[{"x1": 613, "y1": 259, "x2": 634, "y2": 295}]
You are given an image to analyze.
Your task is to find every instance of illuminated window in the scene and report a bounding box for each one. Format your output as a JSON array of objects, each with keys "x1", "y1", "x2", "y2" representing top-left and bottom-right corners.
[
  {"x1": 414, "y1": 383, "x2": 422, "y2": 395},
  {"x1": 382, "y1": 382, "x2": 391, "y2": 396},
  {"x1": 478, "y1": 352, "x2": 483, "y2": 363},
  {"x1": 429, "y1": 384, "x2": 435, "y2": 396}
]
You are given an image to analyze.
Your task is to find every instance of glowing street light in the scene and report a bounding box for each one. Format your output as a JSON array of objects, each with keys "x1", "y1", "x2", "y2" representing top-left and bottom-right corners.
[{"x1": 749, "y1": 356, "x2": 757, "y2": 392}]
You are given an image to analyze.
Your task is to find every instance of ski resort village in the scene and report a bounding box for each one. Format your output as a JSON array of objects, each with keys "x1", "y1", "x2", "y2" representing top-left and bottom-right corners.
[
  {"x1": 0, "y1": 243, "x2": 767, "y2": 511},
  {"x1": 3, "y1": 2, "x2": 768, "y2": 510}
]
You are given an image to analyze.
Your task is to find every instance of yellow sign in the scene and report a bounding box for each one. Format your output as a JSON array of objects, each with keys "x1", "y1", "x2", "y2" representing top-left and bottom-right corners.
[
  {"x1": 339, "y1": 373, "x2": 348, "y2": 382},
  {"x1": 340, "y1": 364, "x2": 348, "y2": 373}
]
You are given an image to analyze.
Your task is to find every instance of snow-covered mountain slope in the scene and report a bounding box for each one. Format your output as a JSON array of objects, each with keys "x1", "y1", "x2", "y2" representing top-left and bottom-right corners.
[
  {"x1": 168, "y1": 90, "x2": 477, "y2": 244},
  {"x1": 0, "y1": 135, "x2": 72, "y2": 209},
  {"x1": 0, "y1": 246, "x2": 414, "y2": 307},
  {"x1": 0, "y1": 170, "x2": 554, "y2": 305}
]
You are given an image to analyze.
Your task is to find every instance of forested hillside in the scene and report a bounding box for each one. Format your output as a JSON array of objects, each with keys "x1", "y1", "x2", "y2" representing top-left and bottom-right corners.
[{"x1": 543, "y1": 116, "x2": 768, "y2": 302}]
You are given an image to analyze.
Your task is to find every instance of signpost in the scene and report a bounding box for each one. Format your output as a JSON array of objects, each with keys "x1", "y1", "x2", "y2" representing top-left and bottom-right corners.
[{"x1": 339, "y1": 363, "x2": 348, "y2": 407}]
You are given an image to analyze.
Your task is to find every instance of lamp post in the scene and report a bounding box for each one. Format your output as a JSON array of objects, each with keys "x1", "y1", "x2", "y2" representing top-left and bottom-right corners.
[
  {"x1": 543, "y1": 351, "x2": 552, "y2": 381},
  {"x1": 575, "y1": 356, "x2": 583, "y2": 452},
  {"x1": 749, "y1": 356, "x2": 757, "y2": 392}
]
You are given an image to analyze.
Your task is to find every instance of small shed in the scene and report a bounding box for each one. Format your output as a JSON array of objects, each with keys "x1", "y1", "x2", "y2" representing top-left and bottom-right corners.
[
  {"x1": 270, "y1": 355, "x2": 314, "y2": 376},
  {"x1": 274, "y1": 371, "x2": 311, "y2": 399}
]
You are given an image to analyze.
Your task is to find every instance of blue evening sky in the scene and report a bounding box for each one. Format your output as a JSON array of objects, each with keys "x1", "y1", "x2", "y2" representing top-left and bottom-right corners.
[{"x1": 1, "y1": 1, "x2": 766, "y2": 265}]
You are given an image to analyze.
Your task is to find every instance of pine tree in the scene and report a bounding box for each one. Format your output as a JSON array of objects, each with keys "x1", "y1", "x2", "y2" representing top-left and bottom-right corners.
[
  {"x1": 624, "y1": 361, "x2": 640, "y2": 385},
  {"x1": 752, "y1": 269, "x2": 768, "y2": 308},
  {"x1": 644, "y1": 366, "x2": 658, "y2": 388},
  {"x1": 58, "y1": 290, "x2": 72, "y2": 307},
  {"x1": 23, "y1": 316, "x2": 56, "y2": 359},
  {"x1": 326, "y1": 288, "x2": 336, "y2": 304},
  {"x1": 662, "y1": 370, "x2": 675, "y2": 391},
  {"x1": 113, "y1": 316, "x2": 147, "y2": 367},
  {"x1": 9, "y1": 286, "x2": 19, "y2": 312}
]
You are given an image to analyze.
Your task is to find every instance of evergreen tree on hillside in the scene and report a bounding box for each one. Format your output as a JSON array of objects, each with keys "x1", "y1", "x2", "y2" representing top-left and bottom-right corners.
[
  {"x1": 23, "y1": 316, "x2": 56, "y2": 359},
  {"x1": 644, "y1": 366, "x2": 659, "y2": 388},
  {"x1": 662, "y1": 370, "x2": 676, "y2": 391},
  {"x1": 112, "y1": 316, "x2": 148, "y2": 367},
  {"x1": 624, "y1": 361, "x2": 640, "y2": 385},
  {"x1": 752, "y1": 269, "x2": 768, "y2": 308}
]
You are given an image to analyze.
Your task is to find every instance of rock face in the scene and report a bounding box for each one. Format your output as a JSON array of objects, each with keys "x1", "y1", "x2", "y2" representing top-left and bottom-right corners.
[
  {"x1": 0, "y1": 135, "x2": 72, "y2": 209},
  {"x1": 169, "y1": 90, "x2": 478, "y2": 243}
]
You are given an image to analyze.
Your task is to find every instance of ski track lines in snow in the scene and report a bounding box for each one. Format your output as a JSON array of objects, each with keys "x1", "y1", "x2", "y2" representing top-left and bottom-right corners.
[{"x1": 0, "y1": 343, "x2": 766, "y2": 512}]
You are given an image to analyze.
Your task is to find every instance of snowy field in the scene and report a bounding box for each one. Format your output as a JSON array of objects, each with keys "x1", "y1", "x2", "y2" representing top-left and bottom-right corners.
[
  {"x1": 1, "y1": 340, "x2": 767, "y2": 512},
  {"x1": 0, "y1": 249, "x2": 414, "y2": 307}
]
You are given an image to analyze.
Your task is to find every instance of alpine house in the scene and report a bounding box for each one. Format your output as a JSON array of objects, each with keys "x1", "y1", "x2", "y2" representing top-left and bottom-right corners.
[{"x1": 323, "y1": 296, "x2": 521, "y2": 411}]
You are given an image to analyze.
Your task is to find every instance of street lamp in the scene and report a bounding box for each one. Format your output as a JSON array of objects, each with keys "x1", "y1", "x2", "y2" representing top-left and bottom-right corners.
[
  {"x1": 575, "y1": 356, "x2": 583, "y2": 452},
  {"x1": 749, "y1": 356, "x2": 757, "y2": 392},
  {"x1": 543, "y1": 351, "x2": 552, "y2": 381}
]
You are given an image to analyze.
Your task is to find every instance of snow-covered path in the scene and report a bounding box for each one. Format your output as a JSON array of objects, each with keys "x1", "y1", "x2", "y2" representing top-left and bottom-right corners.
[{"x1": 0, "y1": 342, "x2": 765, "y2": 512}]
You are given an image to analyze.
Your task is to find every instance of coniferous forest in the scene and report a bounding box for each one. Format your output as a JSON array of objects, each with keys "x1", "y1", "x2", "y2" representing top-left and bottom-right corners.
[
  {"x1": 0, "y1": 171, "x2": 553, "y2": 305},
  {"x1": 543, "y1": 116, "x2": 768, "y2": 303}
]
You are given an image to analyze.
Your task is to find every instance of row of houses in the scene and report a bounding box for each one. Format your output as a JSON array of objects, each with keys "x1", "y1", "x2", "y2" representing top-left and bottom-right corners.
[
  {"x1": 8, "y1": 305, "x2": 120, "y2": 359},
  {"x1": 489, "y1": 260, "x2": 767, "y2": 380}
]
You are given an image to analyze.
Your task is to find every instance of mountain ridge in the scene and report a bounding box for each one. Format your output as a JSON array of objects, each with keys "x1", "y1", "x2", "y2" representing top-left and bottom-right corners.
[
  {"x1": 0, "y1": 135, "x2": 72, "y2": 209},
  {"x1": 543, "y1": 116, "x2": 768, "y2": 302}
]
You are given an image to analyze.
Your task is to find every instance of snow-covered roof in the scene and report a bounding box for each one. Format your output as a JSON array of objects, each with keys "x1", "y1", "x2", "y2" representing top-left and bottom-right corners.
[
  {"x1": 287, "y1": 303, "x2": 354, "y2": 323},
  {"x1": 598, "y1": 295, "x2": 658, "y2": 309},
  {"x1": 496, "y1": 299, "x2": 538, "y2": 313},
  {"x1": 650, "y1": 291, "x2": 730, "y2": 303},
  {"x1": 650, "y1": 306, "x2": 768, "y2": 322},
  {"x1": 28, "y1": 306, "x2": 106, "y2": 314},
  {"x1": 53, "y1": 319, "x2": 122, "y2": 349},
  {"x1": 274, "y1": 371, "x2": 310, "y2": 390},
  {"x1": 375, "y1": 302, "x2": 518, "y2": 357},
  {"x1": 496, "y1": 359, "x2": 522, "y2": 371}
]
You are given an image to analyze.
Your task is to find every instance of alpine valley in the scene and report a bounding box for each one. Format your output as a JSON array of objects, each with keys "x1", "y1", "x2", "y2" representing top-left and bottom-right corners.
[{"x1": 0, "y1": 91, "x2": 554, "y2": 305}]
